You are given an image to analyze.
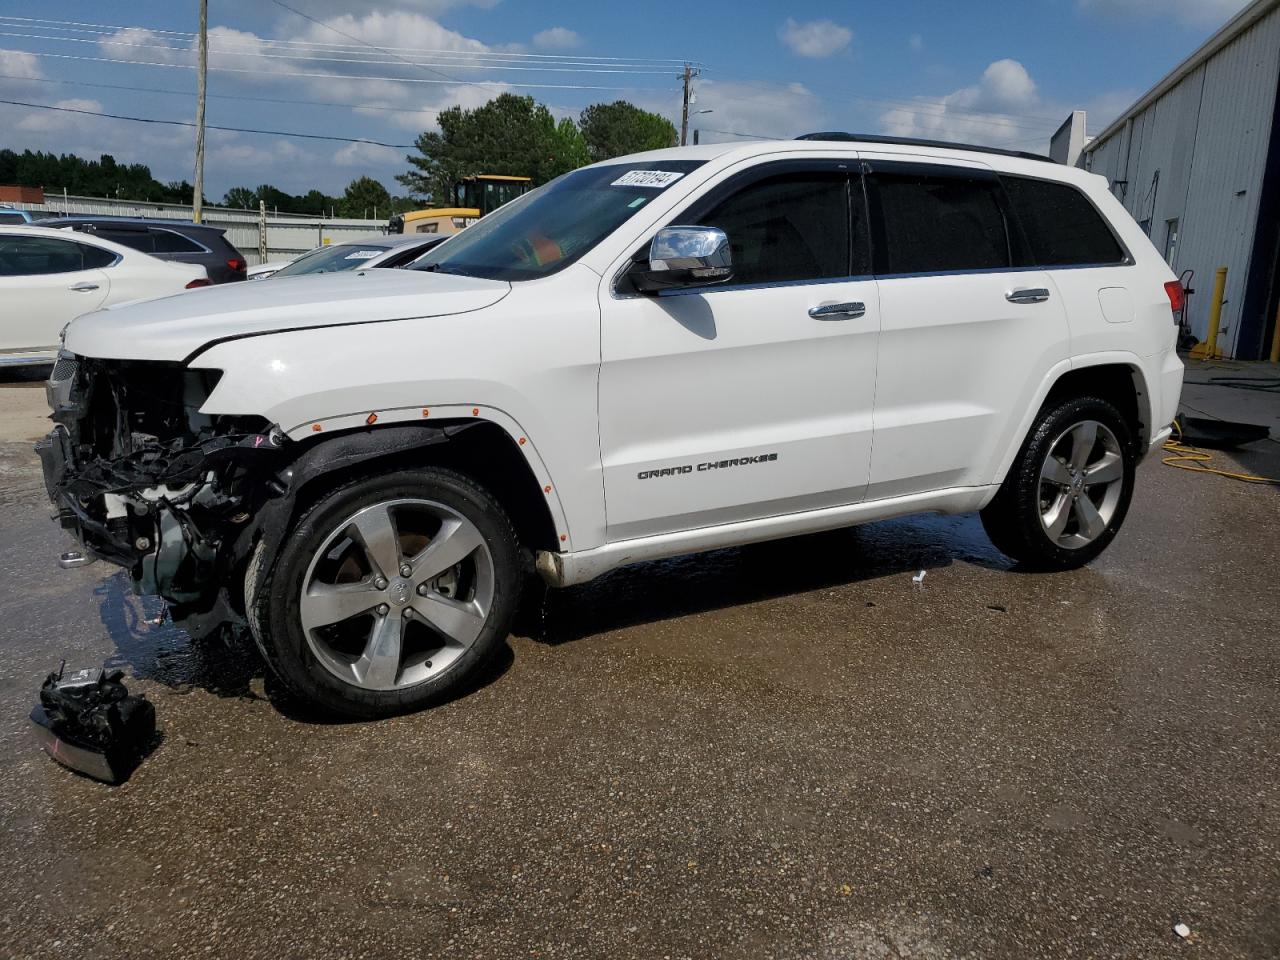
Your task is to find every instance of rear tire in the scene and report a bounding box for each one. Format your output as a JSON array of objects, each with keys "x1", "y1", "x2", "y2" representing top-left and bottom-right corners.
[
  {"x1": 246, "y1": 467, "x2": 523, "y2": 719},
  {"x1": 981, "y1": 396, "x2": 1136, "y2": 571}
]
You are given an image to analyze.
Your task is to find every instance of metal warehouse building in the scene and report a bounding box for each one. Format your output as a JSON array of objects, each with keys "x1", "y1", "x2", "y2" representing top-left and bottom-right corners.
[{"x1": 1079, "y1": 0, "x2": 1280, "y2": 359}]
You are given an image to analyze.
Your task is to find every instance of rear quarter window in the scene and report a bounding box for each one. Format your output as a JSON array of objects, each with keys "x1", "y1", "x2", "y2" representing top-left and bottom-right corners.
[
  {"x1": 151, "y1": 229, "x2": 205, "y2": 254},
  {"x1": 1001, "y1": 175, "x2": 1126, "y2": 266}
]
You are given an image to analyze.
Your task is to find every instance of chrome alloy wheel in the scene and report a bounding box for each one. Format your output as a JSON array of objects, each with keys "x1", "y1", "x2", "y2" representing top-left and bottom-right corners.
[
  {"x1": 299, "y1": 498, "x2": 494, "y2": 691},
  {"x1": 1037, "y1": 419, "x2": 1125, "y2": 550}
]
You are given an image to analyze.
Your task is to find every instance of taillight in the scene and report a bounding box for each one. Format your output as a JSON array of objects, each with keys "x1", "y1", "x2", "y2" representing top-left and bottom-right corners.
[
  {"x1": 1164, "y1": 280, "x2": 1185, "y2": 316},
  {"x1": 227, "y1": 258, "x2": 247, "y2": 273},
  {"x1": 185, "y1": 278, "x2": 212, "y2": 289}
]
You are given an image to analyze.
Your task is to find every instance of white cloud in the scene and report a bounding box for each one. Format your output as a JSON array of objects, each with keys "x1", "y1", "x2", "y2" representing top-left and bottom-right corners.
[
  {"x1": 1079, "y1": 0, "x2": 1248, "y2": 26},
  {"x1": 97, "y1": 27, "x2": 190, "y2": 65},
  {"x1": 532, "y1": 27, "x2": 582, "y2": 51},
  {"x1": 778, "y1": 18, "x2": 853, "y2": 59},
  {"x1": 0, "y1": 47, "x2": 45, "y2": 80},
  {"x1": 333, "y1": 140, "x2": 404, "y2": 168},
  {"x1": 879, "y1": 59, "x2": 1048, "y2": 148},
  {"x1": 16, "y1": 99, "x2": 102, "y2": 133}
]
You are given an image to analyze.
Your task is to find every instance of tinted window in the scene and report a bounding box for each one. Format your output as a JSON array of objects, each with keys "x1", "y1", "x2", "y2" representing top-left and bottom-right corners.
[
  {"x1": 1002, "y1": 175, "x2": 1126, "y2": 266},
  {"x1": 868, "y1": 170, "x2": 1011, "y2": 274},
  {"x1": 94, "y1": 229, "x2": 155, "y2": 253},
  {"x1": 0, "y1": 236, "x2": 103, "y2": 275},
  {"x1": 151, "y1": 229, "x2": 204, "y2": 253},
  {"x1": 690, "y1": 172, "x2": 852, "y2": 285},
  {"x1": 0, "y1": 212, "x2": 26, "y2": 224},
  {"x1": 80, "y1": 244, "x2": 117, "y2": 269}
]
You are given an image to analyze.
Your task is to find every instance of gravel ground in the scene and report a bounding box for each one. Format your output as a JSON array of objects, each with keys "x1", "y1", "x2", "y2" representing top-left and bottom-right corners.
[{"x1": 0, "y1": 426, "x2": 1276, "y2": 959}]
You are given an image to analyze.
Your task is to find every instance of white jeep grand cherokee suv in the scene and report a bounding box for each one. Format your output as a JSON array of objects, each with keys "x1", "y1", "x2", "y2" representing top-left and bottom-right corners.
[{"x1": 38, "y1": 135, "x2": 1184, "y2": 717}]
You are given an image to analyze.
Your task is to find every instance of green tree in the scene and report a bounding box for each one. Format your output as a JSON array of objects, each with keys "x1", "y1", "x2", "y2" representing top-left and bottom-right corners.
[
  {"x1": 397, "y1": 93, "x2": 585, "y2": 203},
  {"x1": 579, "y1": 101, "x2": 677, "y2": 163},
  {"x1": 340, "y1": 175, "x2": 392, "y2": 219},
  {"x1": 223, "y1": 186, "x2": 257, "y2": 209}
]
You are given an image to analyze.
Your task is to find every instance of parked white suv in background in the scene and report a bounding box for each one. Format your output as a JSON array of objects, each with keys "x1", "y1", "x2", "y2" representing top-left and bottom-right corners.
[{"x1": 38, "y1": 135, "x2": 1183, "y2": 717}]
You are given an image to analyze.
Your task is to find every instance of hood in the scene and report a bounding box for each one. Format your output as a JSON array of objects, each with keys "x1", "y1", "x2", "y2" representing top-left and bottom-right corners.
[{"x1": 64, "y1": 268, "x2": 511, "y2": 362}]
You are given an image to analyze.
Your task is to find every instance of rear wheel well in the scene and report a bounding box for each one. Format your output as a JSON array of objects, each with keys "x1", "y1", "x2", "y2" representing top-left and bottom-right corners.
[{"x1": 1043, "y1": 364, "x2": 1147, "y2": 450}]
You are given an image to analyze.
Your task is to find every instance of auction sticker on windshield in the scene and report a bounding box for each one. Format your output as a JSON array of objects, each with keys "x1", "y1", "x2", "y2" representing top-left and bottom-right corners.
[{"x1": 612, "y1": 170, "x2": 684, "y2": 188}]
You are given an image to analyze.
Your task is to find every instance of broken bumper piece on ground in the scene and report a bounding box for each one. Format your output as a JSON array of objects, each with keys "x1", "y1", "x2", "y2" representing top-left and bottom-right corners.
[{"x1": 29, "y1": 667, "x2": 157, "y2": 784}]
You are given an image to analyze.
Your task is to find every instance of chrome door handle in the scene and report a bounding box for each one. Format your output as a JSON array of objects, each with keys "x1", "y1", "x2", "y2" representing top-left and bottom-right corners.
[
  {"x1": 808, "y1": 301, "x2": 865, "y2": 320},
  {"x1": 68, "y1": 282, "x2": 99, "y2": 292},
  {"x1": 1006, "y1": 287, "x2": 1050, "y2": 304}
]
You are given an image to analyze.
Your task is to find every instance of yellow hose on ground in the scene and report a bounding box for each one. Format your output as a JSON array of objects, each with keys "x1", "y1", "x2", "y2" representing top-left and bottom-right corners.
[{"x1": 1162, "y1": 419, "x2": 1280, "y2": 485}]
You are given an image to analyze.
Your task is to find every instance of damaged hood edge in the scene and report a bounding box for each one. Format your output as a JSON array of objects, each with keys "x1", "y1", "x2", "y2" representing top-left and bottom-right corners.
[{"x1": 64, "y1": 269, "x2": 512, "y2": 362}]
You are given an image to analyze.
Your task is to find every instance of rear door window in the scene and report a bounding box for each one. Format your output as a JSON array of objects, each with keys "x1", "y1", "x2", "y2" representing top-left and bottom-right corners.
[
  {"x1": 866, "y1": 168, "x2": 1012, "y2": 274},
  {"x1": 0, "y1": 236, "x2": 101, "y2": 275},
  {"x1": 94, "y1": 229, "x2": 155, "y2": 253},
  {"x1": 1001, "y1": 175, "x2": 1126, "y2": 266}
]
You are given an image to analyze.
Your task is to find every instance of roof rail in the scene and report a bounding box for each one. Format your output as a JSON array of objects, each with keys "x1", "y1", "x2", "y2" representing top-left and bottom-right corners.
[{"x1": 796, "y1": 132, "x2": 1052, "y2": 163}]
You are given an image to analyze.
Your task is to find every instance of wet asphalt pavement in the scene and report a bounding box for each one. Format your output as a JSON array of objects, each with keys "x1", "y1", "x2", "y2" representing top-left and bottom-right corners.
[{"x1": 0, "y1": 439, "x2": 1276, "y2": 959}]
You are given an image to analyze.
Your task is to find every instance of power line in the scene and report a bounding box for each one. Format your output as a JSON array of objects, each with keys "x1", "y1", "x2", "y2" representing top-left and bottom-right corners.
[
  {"x1": 0, "y1": 97, "x2": 416, "y2": 148},
  {"x1": 268, "y1": 0, "x2": 458, "y2": 86},
  {"x1": 7, "y1": 48, "x2": 673, "y2": 93},
  {"x1": 0, "y1": 14, "x2": 701, "y2": 65},
  {"x1": 0, "y1": 71, "x2": 440, "y2": 114},
  {"x1": 0, "y1": 28, "x2": 678, "y2": 75}
]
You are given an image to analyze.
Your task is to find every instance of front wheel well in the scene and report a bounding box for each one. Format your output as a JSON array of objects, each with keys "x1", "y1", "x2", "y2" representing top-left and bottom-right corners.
[
  {"x1": 1043, "y1": 364, "x2": 1147, "y2": 450},
  {"x1": 285, "y1": 420, "x2": 559, "y2": 556}
]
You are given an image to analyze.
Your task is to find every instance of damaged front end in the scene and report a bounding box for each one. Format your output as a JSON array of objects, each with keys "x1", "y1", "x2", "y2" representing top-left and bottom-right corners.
[{"x1": 36, "y1": 352, "x2": 286, "y2": 616}]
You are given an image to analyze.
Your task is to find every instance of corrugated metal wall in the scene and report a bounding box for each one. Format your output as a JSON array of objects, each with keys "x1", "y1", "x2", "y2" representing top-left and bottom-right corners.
[
  {"x1": 9, "y1": 195, "x2": 386, "y2": 265},
  {"x1": 1083, "y1": 4, "x2": 1280, "y2": 356}
]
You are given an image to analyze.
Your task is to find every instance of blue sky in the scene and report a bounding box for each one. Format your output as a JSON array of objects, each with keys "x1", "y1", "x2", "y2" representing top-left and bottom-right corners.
[{"x1": 0, "y1": 0, "x2": 1251, "y2": 201}]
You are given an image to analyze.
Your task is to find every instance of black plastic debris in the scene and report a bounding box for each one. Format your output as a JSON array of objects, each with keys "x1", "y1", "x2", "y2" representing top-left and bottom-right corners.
[
  {"x1": 1177, "y1": 415, "x2": 1271, "y2": 449},
  {"x1": 29, "y1": 664, "x2": 156, "y2": 784}
]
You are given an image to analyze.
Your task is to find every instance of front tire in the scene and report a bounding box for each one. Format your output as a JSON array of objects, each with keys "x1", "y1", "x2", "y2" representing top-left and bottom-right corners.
[
  {"x1": 981, "y1": 396, "x2": 1136, "y2": 571},
  {"x1": 247, "y1": 467, "x2": 523, "y2": 719}
]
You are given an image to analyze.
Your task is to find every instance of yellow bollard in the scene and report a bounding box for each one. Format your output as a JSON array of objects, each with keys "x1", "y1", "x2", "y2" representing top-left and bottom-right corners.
[
  {"x1": 1191, "y1": 266, "x2": 1228, "y2": 360},
  {"x1": 1270, "y1": 302, "x2": 1280, "y2": 364}
]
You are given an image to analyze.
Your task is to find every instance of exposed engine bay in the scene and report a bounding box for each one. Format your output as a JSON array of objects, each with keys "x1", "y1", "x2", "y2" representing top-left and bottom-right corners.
[
  {"x1": 36, "y1": 352, "x2": 472, "y2": 620},
  {"x1": 35, "y1": 353, "x2": 286, "y2": 615}
]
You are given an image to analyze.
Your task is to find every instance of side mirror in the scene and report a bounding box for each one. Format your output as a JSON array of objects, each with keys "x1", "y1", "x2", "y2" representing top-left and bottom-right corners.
[{"x1": 633, "y1": 225, "x2": 732, "y2": 293}]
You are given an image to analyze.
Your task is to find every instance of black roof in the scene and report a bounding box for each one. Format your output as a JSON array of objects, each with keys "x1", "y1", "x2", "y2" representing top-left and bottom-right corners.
[
  {"x1": 31, "y1": 215, "x2": 227, "y2": 234},
  {"x1": 796, "y1": 132, "x2": 1052, "y2": 164}
]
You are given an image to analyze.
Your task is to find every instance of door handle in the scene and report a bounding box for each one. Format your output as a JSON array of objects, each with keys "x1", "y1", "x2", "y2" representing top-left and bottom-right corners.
[
  {"x1": 1006, "y1": 287, "x2": 1050, "y2": 304},
  {"x1": 68, "y1": 282, "x2": 99, "y2": 292},
  {"x1": 808, "y1": 301, "x2": 865, "y2": 320}
]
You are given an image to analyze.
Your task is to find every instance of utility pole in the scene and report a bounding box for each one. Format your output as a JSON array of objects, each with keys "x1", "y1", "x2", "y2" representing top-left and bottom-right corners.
[
  {"x1": 193, "y1": 0, "x2": 208, "y2": 223},
  {"x1": 679, "y1": 63, "x2": 700, "y2": 147}
]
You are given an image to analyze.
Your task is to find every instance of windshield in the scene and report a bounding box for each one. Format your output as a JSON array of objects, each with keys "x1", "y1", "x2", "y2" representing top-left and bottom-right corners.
[
  {"x1": 273, "y1": 242, "x2": 394, "y2": 277},
  {"x1": 411, "y1": 160, "x2": 705, "y2": 281}
]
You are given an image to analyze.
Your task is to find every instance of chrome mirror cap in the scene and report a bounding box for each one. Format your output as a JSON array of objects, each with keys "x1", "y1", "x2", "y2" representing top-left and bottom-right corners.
[{"x1": 648, "y1": 226, "x2": 732, "y2": 281}]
